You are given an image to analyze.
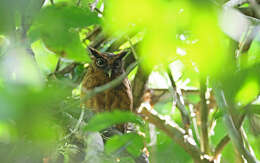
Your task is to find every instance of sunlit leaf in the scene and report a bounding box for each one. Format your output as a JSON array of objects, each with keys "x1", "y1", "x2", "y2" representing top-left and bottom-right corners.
[
  {"x1": 248, "y1": 32, "x2": 260, "y2": 66},
  {"x1": 32, "y1": 40, "x2": 59, "y2": 74},
  {"x1": 235, "y1": 77, "x2": 259, "y2": 106},
  {"x1": 153, "y1": 131, "x2": 192, "y2": 163},
  {"x1": 28, "y1": 3, "x2": 101, "y2": 62},
  {"x1": 221, "y1": 63, "x2": 260, "y2": 106},
  {"x1": 105, "y1": 133, "x2": 144, "y2": 157},
  {"x1": 84, "y1": 110, "x2": 143, "y2": 132}
]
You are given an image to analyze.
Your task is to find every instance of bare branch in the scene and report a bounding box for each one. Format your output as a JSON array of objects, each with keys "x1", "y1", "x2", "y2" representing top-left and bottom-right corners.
[
  {"x1": 139, "y1": 107, "x2": 212, "y2": 163},
  {"x1": 132, "y1": 65, "x2": 150, "y2": 110},
  {"x1": 213, "y1": 103, "x2": 254, "y2": 159},
  {"x1": 199, "y1": 78, "x2": 210, "y2": 154},
  {"x1": 167, "y1": 67, "x2": 190, "y2": 130},
  {"x1": 213, "y1": 135, "x2": 230, "y2": 160},
  {"x1": 213, "y1": 87, "x2": 259, "y2": 163}
]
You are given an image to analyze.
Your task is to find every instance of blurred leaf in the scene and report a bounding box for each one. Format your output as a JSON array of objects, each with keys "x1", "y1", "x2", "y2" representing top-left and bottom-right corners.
[
  {"x1": 0, "y1": 0, "x2": 14, "y2": 34},
  {"x1": 212, "y1": 109, "x2": 224, "y2": 120},
  {"x1": 248, "y1": 113, "x2": 260, "y2": 136},
  {"x1": 178, "y1": 65, "x2": 200, "y2": 89},
  {"x1": 151, "y1": 131, "x2": 192, "y2": 163},
  {"x1": 120, "y1": 157, "x2": 135, "y2": 163},
  {"x1": 221, "y1": 143, "x2": 236, "y2": 163},
  {"x1": 105, "y1": 133, "x2": 144, "y2": 157},
  {"x1": 84, "y1": 110, "x2": 143, "y2": 132},
  {"x1": 248, "y1": 32, "x2": 260, "y2": 67},
  {"x1": 35, "y1": 3, "x2": 100, "y2": 29},
  {"x1": 235, "y1": 77, "x2": 259, "y2": 106},
  {"x1": 0, "y1": 47, "x2": 43, "y2": 86},
  {"x1": 210, "y1": 118, "x2": 227, "y2": 146},
  {"x1": 32, "y1": 40, "x2": 59, "y2": 74},
  {"x1": 0, "y1": 0, "x2": 43, "y2": 35},
  {"x1": 243, "y1": 117, "x2": 260, "y2": 159},
  {"x1": 184, "y1": 94, "x2": 200, "y2": 104},
  {"x1": 220, "y1": 63, "x2": 260, "y2": 106},
  {"x1": 28, "y1": 3, "x2": 101, "y2": 62},
  {"x1": 248, "y1": 104, "x2": 260, "y2": 115},
  {"x1": 154, "y1": 101, "x2": 172, "y2": 115}
]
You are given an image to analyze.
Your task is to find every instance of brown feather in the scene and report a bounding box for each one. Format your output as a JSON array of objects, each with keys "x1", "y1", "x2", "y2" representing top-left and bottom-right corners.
[{"x1": 81, "y1": 48, "x2": 133, "y2": 133}]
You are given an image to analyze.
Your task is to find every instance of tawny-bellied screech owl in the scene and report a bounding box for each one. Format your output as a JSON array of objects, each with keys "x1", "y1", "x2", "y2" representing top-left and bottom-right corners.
[{"x1": 81, "y1": 47, "x2": 133, "y2": 132}]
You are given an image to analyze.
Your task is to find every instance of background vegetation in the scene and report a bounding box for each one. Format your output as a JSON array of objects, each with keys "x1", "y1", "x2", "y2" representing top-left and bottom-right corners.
[{"x1": 0, "y1": 0, "x2": 260, "y2": 162}]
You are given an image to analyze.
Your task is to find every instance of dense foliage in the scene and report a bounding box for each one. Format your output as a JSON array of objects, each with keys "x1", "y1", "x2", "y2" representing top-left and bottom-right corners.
[{"x1": 0, "y1": 0, "x2": 260, "y2": 162}]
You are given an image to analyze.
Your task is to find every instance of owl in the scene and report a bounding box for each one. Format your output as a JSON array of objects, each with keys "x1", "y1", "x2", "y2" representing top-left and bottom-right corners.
[{"x1": 81, "y1": 47, "x2": 133, "y2": 132}]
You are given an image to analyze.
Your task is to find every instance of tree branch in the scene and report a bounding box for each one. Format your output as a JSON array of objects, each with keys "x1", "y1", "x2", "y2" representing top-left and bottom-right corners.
[
  {"x1": 132, "y1": 64, "x2": 149, "y2": 110},
  {"x1": 167, "y1": 67, "x2": 191, "y2": 130},
  {"x1": 213, "y1": 103, "x2": 254, "y2": 160},
  {"x1": 139, "y1": 107, "x2": 212, "y2": 163},
  {"x1": 199, "y1": 78, "x2": 210, "y2": 154},
  {"x1": 213, "y1": 87, "x2": 259, "y2": 163}
]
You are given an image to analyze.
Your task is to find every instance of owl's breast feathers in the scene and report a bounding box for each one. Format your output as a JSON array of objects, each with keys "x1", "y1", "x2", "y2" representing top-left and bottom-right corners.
[{"x1": 81, "y1": 66, "x2": 133, "y2": 113}]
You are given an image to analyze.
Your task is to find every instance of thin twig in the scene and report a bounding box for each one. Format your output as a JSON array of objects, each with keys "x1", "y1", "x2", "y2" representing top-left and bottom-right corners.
[
  {"x1": 167, "y1": 67, "x2": 190, "y2": 130},
  {"x1": 199, "y1": 78, "x2": 210, "y2": 154},
  {"x1": 241, "y1": 127, "x2": 257, "y2": 157},
  {"x1": 55, "y1": 58, "x2": 61, "y2": 72},
  {"x1": 94, "y1": 8, "x2": 103, "y2": 15},
  {"x1": 91, "y1": 0, "x2": 100, "y2": 11},
  {"x1": 213, "y1": 135, "x2": 230, "y2": 160},
  {"x1": 62, "y1": 109, "x2": 85, "y2": 141},
  {"x1": 213, "y1": 87, "x2": 259, "y2": 163},
  {"x1": 188, "y1": 104, "x2": 201, "y2": 141},
  {"x1": 127, "y1": 36, "x2": 138, "y2": 59},
  {"x1": 213, "y1": 103, "x2": 254, "y2": 160}
]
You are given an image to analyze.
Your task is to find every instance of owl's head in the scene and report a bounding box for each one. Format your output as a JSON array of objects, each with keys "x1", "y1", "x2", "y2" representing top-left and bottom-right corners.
[{"x1": 88, "y1": 47, "x2": 128, "y2": 78}]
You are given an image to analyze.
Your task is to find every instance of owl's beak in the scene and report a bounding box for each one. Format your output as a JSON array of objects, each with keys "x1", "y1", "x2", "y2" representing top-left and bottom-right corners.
[{"x1": 106, "y1": 69, "x2": 112, "y2": 78}]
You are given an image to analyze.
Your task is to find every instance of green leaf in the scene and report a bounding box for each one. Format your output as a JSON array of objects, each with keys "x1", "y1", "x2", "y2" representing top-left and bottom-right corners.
[
  {"x1": 105, "y1": 133, "x2": 144, "y2": 157},
  {"x1": 35, "y1": 3, "x2": 100, "y2": 29},
  {"x1": 28, "y1": 3, "x2": 101, "y2": 62},
  {"x1": 248, "y1": 32, "x2": 260, "y2": 66},
  {"x1": 220, "y1": 63, "x2": 260, "y2": 106},
  {"x1": 153, "y1": 131, "x2": 192, "y2": 163},
  {"x1": 84, "y1": 110, "x2": 143, "y2": 132},
  {"x1": 119, "y1": 157, "x2": 135, "y2": 163},
  {"x1": 31, "y1": 40, "x2": 59, "y2": 75},
  {"x1": 0, "y1": 1, "x2": 15, "y2": 34},
  {"x1": 248, "y1": 105, "x2": 260, "y2": 115}
]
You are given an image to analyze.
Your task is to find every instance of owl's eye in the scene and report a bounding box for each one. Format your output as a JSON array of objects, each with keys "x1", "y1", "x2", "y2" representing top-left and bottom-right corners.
[
  {"x1": 113, "y1": 60, "x2": 121, "y2": 68},
  {"x1": 96, "y1": 58, "x2": 107, "y2": 67}
]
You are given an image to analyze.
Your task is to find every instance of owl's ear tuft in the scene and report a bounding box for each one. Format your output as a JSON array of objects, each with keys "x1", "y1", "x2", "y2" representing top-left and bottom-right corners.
[
  {"x1": 88, "y1": 47, "x2": 100, "y2": 58},
  {"x1": 117, "y1": 50, "x2": 128, "y2": 60}
]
